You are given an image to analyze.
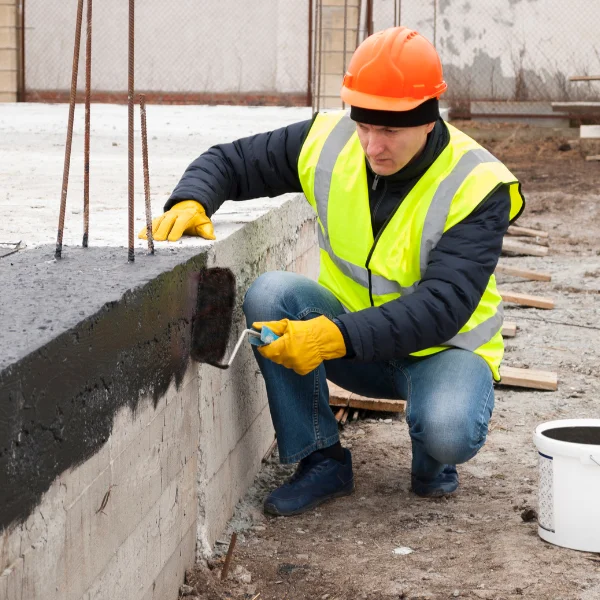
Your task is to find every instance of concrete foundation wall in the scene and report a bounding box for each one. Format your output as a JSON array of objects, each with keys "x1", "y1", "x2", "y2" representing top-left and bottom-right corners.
[
  {"x1": 0, "y1": 197, "x2": 318, "y2": 600},
  {"x1": 0, "y1": 0, "x2": 18, "y2": 102}
]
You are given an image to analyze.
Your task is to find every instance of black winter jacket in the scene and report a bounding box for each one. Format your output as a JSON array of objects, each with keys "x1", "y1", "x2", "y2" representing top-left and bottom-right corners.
[{"x1": 167, "y1": 117, "x2": 516, "y2": 363}]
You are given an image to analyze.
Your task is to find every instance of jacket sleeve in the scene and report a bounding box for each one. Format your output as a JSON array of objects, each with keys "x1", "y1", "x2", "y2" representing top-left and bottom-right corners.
[
  {"x1": 335, "y1": 186, "x2": 512, "y2": 362},
  {"x1": 164, "y1": 118, "x2": 314, "y2": 217}
]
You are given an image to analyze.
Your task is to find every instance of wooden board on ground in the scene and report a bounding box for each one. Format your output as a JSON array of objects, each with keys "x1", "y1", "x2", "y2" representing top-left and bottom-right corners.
[
  {"x1": 580, "y1": 125, "x2": 600, "y2": 139},
  {"x1": 586, "y1": 155, "x2": 600, "y2": 161},
  {"x1": 499, "y1": 366, "x2": 558, "y2": 391},
  {"x1": 502, "y1": 239, "x2": 548, "y2": 257},
  {"x1": 507, "y1": 225, "x2": 549, "y2": 239},
  {"x1": 495, "y1": 264, "x2": 552, "y2": 282},
  {"x1": 328, "y1": 382, "x2": 406, "y2": 413},
  {"x1": 502, "y1": 321, "x2": 517, "y2": 337},
  {"x1": 499, "y1": 290, "x2": 555, "y2": 309}
]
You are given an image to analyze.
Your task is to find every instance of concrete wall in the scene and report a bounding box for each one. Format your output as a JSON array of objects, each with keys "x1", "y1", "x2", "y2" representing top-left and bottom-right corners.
[
  {"x1": 24, "y1": 0, "x2": 309, "y2": 97},
  {"x1": 0, "y1": 0, "x2": 17, "y2": 101},
  {"x1": 0, "y1": 196, "x2": 318, "y2": 600},
  {"x1": 373, "y1": 0, "x2": 600, "y2": 102},
  {"x1": 21, "y1": 0, "x2": 599, "y2": 104}
]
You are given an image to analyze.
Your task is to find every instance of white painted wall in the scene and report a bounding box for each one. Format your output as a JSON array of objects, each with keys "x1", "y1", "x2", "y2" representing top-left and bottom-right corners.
[
  {"x1": 25, "y1": 0, "x2": 309, "y2": 94},
  {"x1": 22, "y1": 0, "x2": 600, "y2": 101},
  {"x1": 374, "y1": 0, "x2": 600, "y2": 101}
]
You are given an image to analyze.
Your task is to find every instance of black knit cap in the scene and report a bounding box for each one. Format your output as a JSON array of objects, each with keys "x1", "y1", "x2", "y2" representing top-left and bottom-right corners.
[{"x1": 350, "y1": 97, "x2": 440, "y2": 127}]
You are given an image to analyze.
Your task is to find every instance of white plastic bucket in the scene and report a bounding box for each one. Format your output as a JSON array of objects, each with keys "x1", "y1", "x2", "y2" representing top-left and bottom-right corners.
[{"x1": 533, "y1": 419, "x2": 600, "y2": 552}]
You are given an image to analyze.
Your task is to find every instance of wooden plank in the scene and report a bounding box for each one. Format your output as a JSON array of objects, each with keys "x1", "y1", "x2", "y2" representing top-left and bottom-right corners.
[
  {"x1": 552, "y1": 101, "x2": 600, "y2": 113},
  {"x1": 340, "y1": 408, "x2": 350, "y2": 426},
  {"x1": 502, "y1": 321, "x2": 517, "y2": 337},
  {"x1": 499, "y1": 366, "x2": 558, "y2": 391},
  {"x1": 495, "y1": 264, "x2": 552, "y2": 282},
  {"x1": 334, "y1": 407, "x2": 345, "y2": 422},
  {"x1": 499, "y1": 290, "x2": 555, "y2": 309},
  {"x1": 585, "y1": 155, "x2": 600, "y2": 162},
  {"x1": 569, "y1": 76, "x2": 600, "y2": 82},
  {"x1": 507, "y1": 225, "x2": 549, "y2": 239},
  {"x1": 328, "y1": 382, "x2": 406, "y2": 413},
  {"x1": 502, "y1": 239, "x2": 548, "y2": 257},
  {"x1": 580, "y1": 125, "x2": 600, "y2": 139}
]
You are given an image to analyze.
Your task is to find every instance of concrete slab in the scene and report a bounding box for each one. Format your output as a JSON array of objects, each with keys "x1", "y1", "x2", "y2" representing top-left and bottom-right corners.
[{"x1": 0, "y1": 103, "x2": 312, "y2": 249}]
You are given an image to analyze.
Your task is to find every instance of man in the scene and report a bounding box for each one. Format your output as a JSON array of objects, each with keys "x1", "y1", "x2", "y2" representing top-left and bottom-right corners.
[{"x1": 140, "y1": 27, "x2": 524, "y2": 516}]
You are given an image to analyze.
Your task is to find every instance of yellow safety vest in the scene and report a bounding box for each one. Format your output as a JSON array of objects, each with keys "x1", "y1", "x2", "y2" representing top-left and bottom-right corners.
[{"x1": 298, "y1": 111, "x2": 525, "y2": 380}]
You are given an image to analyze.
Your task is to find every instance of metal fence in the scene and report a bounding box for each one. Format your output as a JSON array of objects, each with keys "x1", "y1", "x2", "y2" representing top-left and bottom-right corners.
[
  {"x1": 373, "y1": 0, "x2": 600, "y2": 117},
  {"x1": 22, "y1": 0, "x2": 311, "y2": 105},
  {"x1": 19, "y1": 0, "x2": 600, "y2": 111}
]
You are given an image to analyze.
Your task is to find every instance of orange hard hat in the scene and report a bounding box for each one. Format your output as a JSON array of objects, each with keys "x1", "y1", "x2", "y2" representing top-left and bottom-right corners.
[{"x1": 340, "y1": 27, "x2": 447, "y2": 112}]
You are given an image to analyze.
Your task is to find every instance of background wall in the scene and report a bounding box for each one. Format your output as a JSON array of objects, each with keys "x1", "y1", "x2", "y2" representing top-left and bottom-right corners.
[
  {"x1": 21, "y1": 0, "x2": 600, "y2": 105},
  {"x1": 0, "y1": 0, "x2": 18, "y2": 101},
  {"x1": 373, "y1": 0, "x2": 600, "y2": 103},
  {"x1": 24, "y1": 0, "x2": 309, "y2": 99}
]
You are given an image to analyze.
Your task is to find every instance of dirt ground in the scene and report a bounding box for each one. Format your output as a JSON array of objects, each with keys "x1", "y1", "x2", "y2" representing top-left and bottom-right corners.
[{"x1": 182, "y1": 122, "x2": 600, "y2": 600}]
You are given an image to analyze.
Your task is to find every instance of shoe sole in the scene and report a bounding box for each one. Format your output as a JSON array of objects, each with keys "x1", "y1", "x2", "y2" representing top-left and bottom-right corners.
[
  {"x1": 264, "y1": 482, "x2": 355, "y2": 517},
  {"x1": 411, "y1": 485, "x2": 459, "y2": 498}
]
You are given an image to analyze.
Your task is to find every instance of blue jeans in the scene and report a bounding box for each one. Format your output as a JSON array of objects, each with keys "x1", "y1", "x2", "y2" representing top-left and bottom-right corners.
[{"x1": 243, "y1": 271, "x2": 494, "y2": 480}]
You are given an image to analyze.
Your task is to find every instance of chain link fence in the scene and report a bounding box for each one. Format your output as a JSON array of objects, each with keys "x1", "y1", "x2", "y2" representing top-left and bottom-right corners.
[
  {"x1": 373, "y1": 0, "x2": 600, "y2": 118},
  {"x1": 23, "y1": 0, "x2": 310, "y2": 104},
  {"x1": 21, "y1": 0, "x2": 600, "y2": 112}
]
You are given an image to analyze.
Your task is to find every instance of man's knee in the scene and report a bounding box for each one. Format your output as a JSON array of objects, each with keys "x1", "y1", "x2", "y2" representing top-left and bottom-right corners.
[
  {"x1": 243, "y1": 272, "x2": 280, "y2": 321},
  {"x1": 417, "y1": 411, "x2": 490, "y2": 465},
  {"x1": 243, "y1": 271, "x2": 308, "y2": 323}
]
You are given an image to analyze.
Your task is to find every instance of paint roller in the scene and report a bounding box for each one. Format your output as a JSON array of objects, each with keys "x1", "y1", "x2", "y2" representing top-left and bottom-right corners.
[{"x1": 190, "y1": 268, "x2": 278, "y2": 369}]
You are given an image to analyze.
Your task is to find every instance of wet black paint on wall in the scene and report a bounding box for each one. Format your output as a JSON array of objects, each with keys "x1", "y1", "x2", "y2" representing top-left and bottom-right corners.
[{"x1": 0, "y1": 250, "x2": 208, "y2": 531}]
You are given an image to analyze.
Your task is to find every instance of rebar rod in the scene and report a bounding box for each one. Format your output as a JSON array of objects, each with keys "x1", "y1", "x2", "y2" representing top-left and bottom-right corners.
[
  {"x1": 316, "y1": 0, "x2": 323, "y2": 112},
  {"x1": 55, "y1": 0, "x2": 85, "y2": 259},
  {"x1": 342, "y1": 0, "x2": 348, "y2": 109},
  {"x1": 83, "y1": 0, "x2": 92, "y2": 247},
  {"x1": 128, "y1": 0, "x2": 135, "y2": 262},
  {"x1": 220, "y1": 532, "x2": 237, "y2": 581},
  {"x1": 139, "y1": 94, "x2": 154, "y2": 255}
]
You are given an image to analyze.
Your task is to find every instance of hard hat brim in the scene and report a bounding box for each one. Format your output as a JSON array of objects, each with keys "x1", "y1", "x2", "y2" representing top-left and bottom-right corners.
[{"x1": 340, "y1": 83, "x2": 447, "y2": 112}]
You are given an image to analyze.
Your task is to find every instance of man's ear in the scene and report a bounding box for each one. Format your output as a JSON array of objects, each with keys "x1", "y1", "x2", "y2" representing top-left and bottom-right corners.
[{"x1": 426, "y1": 121, "x2": 436, "y2": 134}]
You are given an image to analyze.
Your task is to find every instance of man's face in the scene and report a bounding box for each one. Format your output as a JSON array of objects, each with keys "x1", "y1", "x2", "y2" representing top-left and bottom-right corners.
[{"x1": 355, "y1": 121, "x2": 436, "y2": 176}]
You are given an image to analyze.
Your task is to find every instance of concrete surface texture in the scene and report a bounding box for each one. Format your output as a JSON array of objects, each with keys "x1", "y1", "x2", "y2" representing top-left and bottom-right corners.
[
  {"x1": 0, "y1": 104, "x2": 318, "y2": 600},
  {"x1": 0, "y1": 103, "x2": 312, "y2": 248}
]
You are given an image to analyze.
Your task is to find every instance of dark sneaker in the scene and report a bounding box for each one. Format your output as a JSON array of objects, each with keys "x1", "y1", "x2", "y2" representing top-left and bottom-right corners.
[
  {"x1": 411, "y1": 465, "x2": 459, "y2": 498},
  {"x1": 264, "y1": 449, "x2": 354, "y2": 516}
]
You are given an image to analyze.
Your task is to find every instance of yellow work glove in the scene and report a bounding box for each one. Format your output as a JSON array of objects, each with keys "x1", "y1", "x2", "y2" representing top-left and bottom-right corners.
[
  {"x1": 252, "y1": 315, "x2": 346, "y2": 376},
  {"x1": 138, "y1": 200, "x2": 215, "y2": 242}
]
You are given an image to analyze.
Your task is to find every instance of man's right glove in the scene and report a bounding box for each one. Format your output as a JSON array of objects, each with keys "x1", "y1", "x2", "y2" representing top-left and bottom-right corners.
[{"x1": 138, "y1": 200, "x2": 216, "y2": 242}]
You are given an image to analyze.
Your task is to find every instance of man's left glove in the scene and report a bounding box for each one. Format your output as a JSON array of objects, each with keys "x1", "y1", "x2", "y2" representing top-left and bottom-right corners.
[{"x1": 252, "y1": 315, "x2": 346, "y2": 376}]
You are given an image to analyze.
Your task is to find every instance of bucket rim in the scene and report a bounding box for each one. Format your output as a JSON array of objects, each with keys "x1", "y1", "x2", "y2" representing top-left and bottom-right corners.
[{"x1": 534, "y1": 419, "x2": 600, "y2": 455}]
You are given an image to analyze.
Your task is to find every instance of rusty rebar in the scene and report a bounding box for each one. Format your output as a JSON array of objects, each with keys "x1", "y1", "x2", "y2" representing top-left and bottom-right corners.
[
  {"x1": 316, "y1": 0, "x2": 323, "y2": 112},
  {"x1": 128, "y1": 0, "x2": 135, "y2": 262},
  {"x1": 342, "y1": 0, "x2": 348, "y2": 109},
  {"x1": 307, "y1": 0, "x2": 313, "y2": 108},
  {"x1": 83, "y1": 0, "x2": 92, "y2": 248},
  {"x1": 55, "y1": 0, "x2": 85, "y2": 259},
  {"x1": 139, "y1": 94, "x2": 154, "y2": 255},
  {"x1": 220, "y1": 532, "x2": 237, "y2": 581}
]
